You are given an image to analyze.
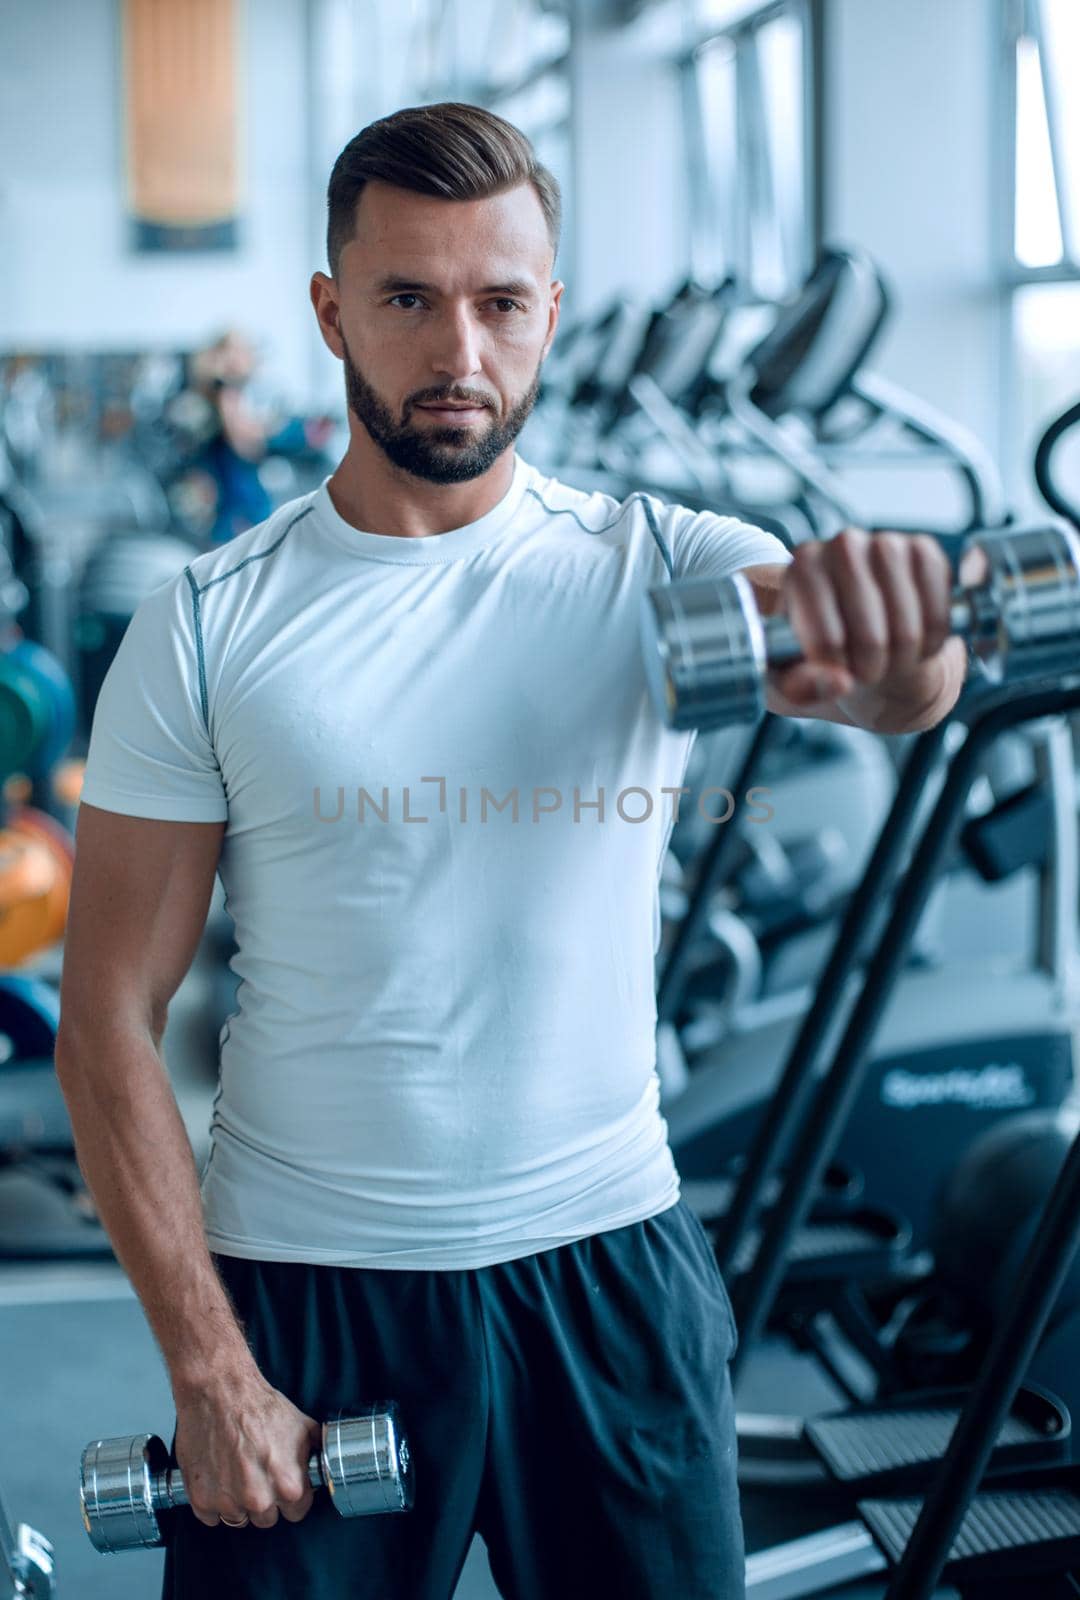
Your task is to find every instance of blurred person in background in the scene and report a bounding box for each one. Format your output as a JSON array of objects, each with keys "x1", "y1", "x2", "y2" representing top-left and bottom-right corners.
[{"x1": 171, "y1": 328, "x2": 335, "y2": 543}]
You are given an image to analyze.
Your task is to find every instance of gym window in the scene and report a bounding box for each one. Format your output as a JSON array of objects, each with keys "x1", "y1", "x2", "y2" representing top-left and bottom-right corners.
[
  {"x1": 1002, "y1": 0, "x2": 1080, "y2": 509},
  {"x1": 682, "y1": 0, "x2": 819, "y2": 300},
  {"x1": 1006, "y1": 0, "x2": 1080, "y2": 278}
]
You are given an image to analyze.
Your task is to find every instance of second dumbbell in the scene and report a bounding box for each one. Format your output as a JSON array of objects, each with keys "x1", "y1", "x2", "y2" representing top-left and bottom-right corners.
[{"x1": 80, "y1": 1404, "x2": 413, "y2": 1554}]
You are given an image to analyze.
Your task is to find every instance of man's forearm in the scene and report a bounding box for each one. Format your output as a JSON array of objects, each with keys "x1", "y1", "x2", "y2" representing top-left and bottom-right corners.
[{"x1": 55, "y1": 1025, "x2": 258, "y2": 1398}]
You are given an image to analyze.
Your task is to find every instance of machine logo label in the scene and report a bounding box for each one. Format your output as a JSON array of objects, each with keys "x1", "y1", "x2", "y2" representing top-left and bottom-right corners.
[{"x1": 881, "y1": 1064, "x2": 1036, "y2": 1112}]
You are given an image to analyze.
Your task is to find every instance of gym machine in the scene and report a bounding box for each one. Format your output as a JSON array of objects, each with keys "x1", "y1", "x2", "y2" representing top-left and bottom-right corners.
[
  {"x1": 528, "y1": 280, "x2": 734, "y2": 492},
  {"x1": 541, "y1": 249, "x2": 1006, "y2": 545},
  {"x1": 0, "y1": 1477, "x2": 53, "y2": 1599},
  {"x1": 862, "y1": 393, "x2": 1080, "y2": 1462},
  {"x1": 1035, "y1": 396, "x2": 1080, "y2": 528},
  {"x1": 593, "y1": 280, "x2": 739, "y2": 498},
  {"x1": 873, "y1": 1106, "x2": 1080, "y2": 1484},
  {"x1": 741, "y1": 678, "x2": 1080, "y2": 1598},
  {"x1": 537, "y1": 252, "x2": 984, "y2": 947},
  {"x1": 715, "y1": 248, "x2": 1008, "y2": 538}
]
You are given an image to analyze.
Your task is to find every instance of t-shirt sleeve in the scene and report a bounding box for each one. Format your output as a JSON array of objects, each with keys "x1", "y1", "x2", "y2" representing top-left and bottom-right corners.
[
  {"x1": 79, "y1": 572, "x2": 229, "y2": 823},
  {"x1": 661, "y1": 503, "x2": 794, "y2": 583}
]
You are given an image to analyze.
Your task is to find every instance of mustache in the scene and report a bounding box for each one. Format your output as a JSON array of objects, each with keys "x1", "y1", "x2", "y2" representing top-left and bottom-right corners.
[{"x1": 406, "y1": 388, "x2": 496, "y2": 411}]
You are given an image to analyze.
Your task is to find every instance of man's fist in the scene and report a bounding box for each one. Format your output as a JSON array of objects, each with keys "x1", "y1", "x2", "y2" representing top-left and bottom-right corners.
[{"x1": 771, "y1": 528, "x2": 964, "y2": 708}]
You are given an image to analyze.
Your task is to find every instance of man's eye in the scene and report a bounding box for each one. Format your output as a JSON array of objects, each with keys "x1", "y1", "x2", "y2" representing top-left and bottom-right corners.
[{"x1": 387, "y1": 294, "x2": 522, "y2": 313}]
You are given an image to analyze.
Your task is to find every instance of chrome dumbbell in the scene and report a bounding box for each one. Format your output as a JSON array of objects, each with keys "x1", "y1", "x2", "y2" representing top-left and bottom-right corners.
[
  {"x1": 80, "y1": 1404, "x2": 413, "y2": 1554},
  {"x1": 641, "y1": 521, "x2": 1080, "y2": 731}
]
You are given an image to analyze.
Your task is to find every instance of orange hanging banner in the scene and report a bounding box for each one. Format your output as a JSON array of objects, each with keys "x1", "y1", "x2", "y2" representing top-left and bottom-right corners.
[{"x1": 123, "y1": 0, "x2": 240, "y2": 251}]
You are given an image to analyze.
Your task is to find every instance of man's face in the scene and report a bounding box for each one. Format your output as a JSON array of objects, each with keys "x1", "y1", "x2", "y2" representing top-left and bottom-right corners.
[{"x1": 315, "y1": 181, "x2": 562, "y2": 484}]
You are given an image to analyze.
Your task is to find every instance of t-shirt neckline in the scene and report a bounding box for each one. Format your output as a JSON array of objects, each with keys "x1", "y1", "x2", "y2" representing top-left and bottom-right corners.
[{"x1": 311, "y1": 453, "x2": 532, "y2": 564}]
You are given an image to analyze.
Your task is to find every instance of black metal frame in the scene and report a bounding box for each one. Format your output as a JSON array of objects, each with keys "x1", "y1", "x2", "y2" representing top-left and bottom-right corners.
[
  {"x1": 884, "y1": 1095, "x2": 1080, "y2": 1595},
  {"x1": 712, "y1": 712, "x2": 951, "y2": 1276},
  {"x1": 1035, "y1": 397, "x2": 1080, "y2": 525},
  {"x1": 730, "y1": 677, "x2": 1080, "y2": 1399},
  {"x1": 656, "y1": 713, "x2": 780, "y2": 1023}
]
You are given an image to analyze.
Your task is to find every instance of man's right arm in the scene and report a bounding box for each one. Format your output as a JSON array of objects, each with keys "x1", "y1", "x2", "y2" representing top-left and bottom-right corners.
[{"x1": 55, "y1": 803, "x2": 317, "y2": 1529}]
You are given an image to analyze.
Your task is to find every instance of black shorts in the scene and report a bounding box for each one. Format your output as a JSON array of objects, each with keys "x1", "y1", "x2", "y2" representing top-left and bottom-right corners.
[{"x1": 162, "y1": 1199, "x2": 743, "y2": 1599}]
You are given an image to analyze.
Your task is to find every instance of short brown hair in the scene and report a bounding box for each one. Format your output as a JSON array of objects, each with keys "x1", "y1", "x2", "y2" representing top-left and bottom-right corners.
[{"x1": 326, "y1": 102, "x2": 562, "y2": 276}]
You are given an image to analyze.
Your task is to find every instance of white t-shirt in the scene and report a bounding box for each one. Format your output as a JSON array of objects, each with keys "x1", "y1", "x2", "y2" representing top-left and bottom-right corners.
[{"x1": 81, "y1": 453, "x2": 790, "y2": 1268}]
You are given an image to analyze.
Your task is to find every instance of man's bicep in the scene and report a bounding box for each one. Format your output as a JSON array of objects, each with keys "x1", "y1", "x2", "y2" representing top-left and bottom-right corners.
[{"x1": 59, "y1": 806, "x2": 226, "y2": 1045}]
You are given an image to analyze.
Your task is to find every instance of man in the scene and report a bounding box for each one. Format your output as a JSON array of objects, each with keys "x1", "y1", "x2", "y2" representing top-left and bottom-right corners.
[{"x1": 57, "y1": 103, "x2": 966, "y2": 1600}]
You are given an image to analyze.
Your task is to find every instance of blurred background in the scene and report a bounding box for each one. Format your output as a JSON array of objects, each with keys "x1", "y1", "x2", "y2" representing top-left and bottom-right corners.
[{"x1": 3, "y1": 2, "x2": 1080, "y2": 1597}]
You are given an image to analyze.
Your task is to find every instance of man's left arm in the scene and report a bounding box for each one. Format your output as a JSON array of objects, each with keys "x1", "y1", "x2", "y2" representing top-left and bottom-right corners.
[{"x1": 742, "y1": 528, "x2": 969, "y2": 736}]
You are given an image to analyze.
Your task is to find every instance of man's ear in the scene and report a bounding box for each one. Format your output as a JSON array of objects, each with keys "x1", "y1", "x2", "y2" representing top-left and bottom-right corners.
[
  {"x1": 310, "y1": 272, "x2": 345, "y2": 359},
  {"x1": 542, "y1": 279, "x2": 565, "y2": 361}
]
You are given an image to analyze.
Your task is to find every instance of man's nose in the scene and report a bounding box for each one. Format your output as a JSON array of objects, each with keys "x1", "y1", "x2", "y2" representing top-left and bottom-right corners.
[{"x1": 429, "y1": 307, "x2": 483, "y2": 381}]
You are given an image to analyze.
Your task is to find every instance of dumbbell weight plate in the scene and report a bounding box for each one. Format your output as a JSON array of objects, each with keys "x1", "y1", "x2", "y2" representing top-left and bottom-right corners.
[
  {"x1": 80, "y1": 1432, "x2": 170, "y2": 1553},
  {"x1": 7, "y1": 808, "x2": 74, "y2": 946},
  {"x1": 0, "y1": 658, "x2": 51, "y2": 779},
  {"x1": 6, "y1": 805, "x2": 74, "y2": 865},
  {"x1": 0, "y1": 832, "x2": 59, "y2": 964},
  {"x1": 322, "y1": 1408, "x2": 414, "y2": 1516},
  {"x1": 0, "y1": 831, "x2": 58, "y2": 965},
  {"x1": 7, "y1": 640, "x2": 76, "y2": 778},
  {"x1": 965, "y1": 519, "x2": 1080, "y2": 681},
  {"x1": 641, "y1": 571, "x2": 783, "y2": 730}
]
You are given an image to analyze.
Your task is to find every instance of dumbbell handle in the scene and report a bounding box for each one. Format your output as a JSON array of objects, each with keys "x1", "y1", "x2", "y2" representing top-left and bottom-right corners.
[
  {"x1": 81, "y1": 1409, "x2": 412, "y2": 1553},
  {"x1": 151, "y1": 1453, "x2": 325, "y2": 1513},
  {"x1": 760, "y1": 589, "x2": 982, "y2": 670}
]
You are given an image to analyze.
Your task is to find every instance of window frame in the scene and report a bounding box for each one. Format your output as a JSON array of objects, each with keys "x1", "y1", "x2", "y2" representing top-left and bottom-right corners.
[
  {"x1": 1000, "y1": 0, "x2": 1080, "y2": 287},
  {"x1": 680, "y1": 0, "x2": 821, "y2": 298}
]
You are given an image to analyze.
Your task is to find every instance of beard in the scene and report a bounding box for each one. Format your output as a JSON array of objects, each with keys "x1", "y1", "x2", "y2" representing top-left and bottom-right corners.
[{"x1": 341, "y1": 337, "x2": 541, "y2": 485}]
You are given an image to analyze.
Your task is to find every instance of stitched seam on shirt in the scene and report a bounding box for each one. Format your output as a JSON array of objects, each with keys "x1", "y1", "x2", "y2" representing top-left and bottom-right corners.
[
  {"x1": 526, "y1": 485, "x2": 675, "y2": 579},
  {"x1": 184, "y1": 567, "x2": 210, "y2": 729},
  {"x1": 195, "y1": 504, "x2": 314, "y2": 595},
  {"x1": 640, "y1": 496, "x2": 674, "y2": 579},
  {"x1": 186, "y1": 504, "x2": 311, "y2": 740}
]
